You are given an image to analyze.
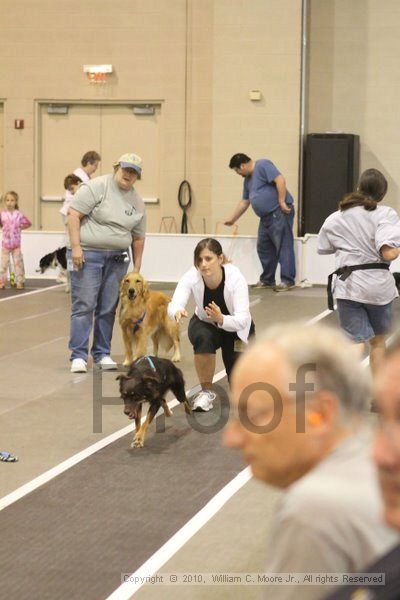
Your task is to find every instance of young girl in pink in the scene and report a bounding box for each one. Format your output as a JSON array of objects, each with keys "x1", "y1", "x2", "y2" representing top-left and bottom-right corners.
[{"x1": 0, "y1": 191, "x2": 31, "y2": 289}]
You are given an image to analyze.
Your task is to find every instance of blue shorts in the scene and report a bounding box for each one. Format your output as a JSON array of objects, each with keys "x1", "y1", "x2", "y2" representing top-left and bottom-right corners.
[{"x1": 336, "y1": 299, "x2": 393, "y2": 343}]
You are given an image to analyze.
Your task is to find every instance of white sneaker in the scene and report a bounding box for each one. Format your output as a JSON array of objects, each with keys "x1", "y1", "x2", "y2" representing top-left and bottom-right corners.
[
  {"x1": 70, "y1": 358, "x2": 87, "y2": 373},
  {"x1": 192, "y1": 390, "x2": 216, "y2": 412},
  {"x1": 96, "y1": 356, "x2": 118, "y2": 370}
]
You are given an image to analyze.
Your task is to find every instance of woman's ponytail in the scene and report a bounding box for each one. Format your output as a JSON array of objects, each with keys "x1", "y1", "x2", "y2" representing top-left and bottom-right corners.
[{"x1": 339, "y1": 192, "x2": 377, "y2": 212}]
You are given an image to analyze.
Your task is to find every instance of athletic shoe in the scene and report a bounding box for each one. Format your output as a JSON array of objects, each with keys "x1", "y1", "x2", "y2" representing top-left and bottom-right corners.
[
  {"x1": 70, "y1": 358, "x2": 87, "y2": 373},
  {"x1": 192, "y1": 390, "x2": 216, "y2": 412},
  {"x1": 96, "y1": 356, "x2": 118, "y2": 370},
  {"x1": 251, "y1": 281, "x2": 276, "y2": 289},
  {"x1": 0, "y1": 451, "x2": 18, "y2": 462},
  {"x1": 274, "y1": 283, "x2": 296, "y2": 292}
]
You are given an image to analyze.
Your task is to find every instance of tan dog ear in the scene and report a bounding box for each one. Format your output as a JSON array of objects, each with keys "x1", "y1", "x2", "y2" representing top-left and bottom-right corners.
[
  {"x1": 141, "y1": 278, "x2": 150, "y2": 300},
  {"x1": 119, "y1": 275, "x2": 128, "y2": 293}
]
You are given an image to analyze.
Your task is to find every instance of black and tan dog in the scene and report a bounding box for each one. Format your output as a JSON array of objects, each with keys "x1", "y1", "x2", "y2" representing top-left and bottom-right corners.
[
  {"x1": 117, "y1": 356, "x2": 191, "y2": 448},
  {"x1": 119, "y1": 272, "x2": 181, "y2": 366}
]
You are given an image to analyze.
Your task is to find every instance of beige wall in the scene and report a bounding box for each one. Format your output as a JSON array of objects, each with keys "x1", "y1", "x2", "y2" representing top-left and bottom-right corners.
[
  {"x1": 307, "y1": 0, "x2": 400, "y2": 210},
  {"x1": 0, "y1": 0, "x2": 302, "y2": 234},
  {"x1": 211, "y1": 0, "x2": 303, "y2": 233}
]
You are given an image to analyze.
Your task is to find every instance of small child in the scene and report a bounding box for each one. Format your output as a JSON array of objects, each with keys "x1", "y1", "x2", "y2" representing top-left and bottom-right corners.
[
  {"x1": 56, "y1": 174, "x2": 82, "y2": 287},
  {"x1": 0, "y1": 191, "x2": 31, "y2": 289},
  {"x1": 61, "y1": 174, "x2": 82, "y2": 226}
]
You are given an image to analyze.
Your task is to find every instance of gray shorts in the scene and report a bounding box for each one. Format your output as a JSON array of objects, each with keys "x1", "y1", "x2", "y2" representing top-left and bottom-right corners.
[{"x1": 336, "y1": 299, "x2": 393, "y2": 343}]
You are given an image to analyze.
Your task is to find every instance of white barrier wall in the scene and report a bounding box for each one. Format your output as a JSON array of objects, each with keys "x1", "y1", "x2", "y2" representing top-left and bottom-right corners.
[{"x1": 2, "y1": 231, "x2": 400, "y2": 285}]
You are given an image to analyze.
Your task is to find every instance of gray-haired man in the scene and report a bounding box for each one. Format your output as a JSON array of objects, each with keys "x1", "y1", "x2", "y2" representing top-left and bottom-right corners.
[{"x1": 224, "y1": 323, "x2": 398, "y2": 600}]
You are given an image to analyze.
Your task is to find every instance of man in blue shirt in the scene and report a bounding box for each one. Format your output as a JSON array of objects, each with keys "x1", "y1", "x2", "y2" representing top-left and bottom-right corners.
[{"x1": 225, "y1": 153, "x2": 296, "y2": 290}]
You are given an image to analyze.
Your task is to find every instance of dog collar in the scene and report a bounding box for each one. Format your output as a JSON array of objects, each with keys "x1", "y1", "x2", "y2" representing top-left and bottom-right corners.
[
  {"x1": 135, "y1": 355, "x2": 157, "y2": 372},
  {"x1": 132, "y1": 311, "x2": 146, "y2": 334}
]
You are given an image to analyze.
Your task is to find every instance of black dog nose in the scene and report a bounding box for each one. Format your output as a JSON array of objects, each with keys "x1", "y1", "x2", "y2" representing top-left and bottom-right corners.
[{"x1": 128, "y1": 289, "x2": 136, "y2": 299}]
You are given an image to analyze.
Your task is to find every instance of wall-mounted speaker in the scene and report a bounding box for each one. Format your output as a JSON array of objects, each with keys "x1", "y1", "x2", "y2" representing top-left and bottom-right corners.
[{"x1": 302, "y1": 133, "x2": 360, "y2": 234}]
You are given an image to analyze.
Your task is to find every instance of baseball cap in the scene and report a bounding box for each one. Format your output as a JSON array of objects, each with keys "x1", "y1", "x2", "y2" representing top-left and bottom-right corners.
[{"x1": 113, "y1": 153, "x2": 142, "y2": 178}]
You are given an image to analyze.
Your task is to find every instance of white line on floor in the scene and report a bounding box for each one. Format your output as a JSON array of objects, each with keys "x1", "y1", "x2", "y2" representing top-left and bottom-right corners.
[
  {"x1": 0, "y1": 423, "x2": 134, "y2": 511},
  {"x1": 360, "y1": 330, "x2": 399, "y2": 368},
  {"x1": 0, "y1": 369, "x2": 228, "y2": 513},
  {"x1": 106, "y1": 469, "x2": 252, "y2": 600},
  {"x1": 307, "y1": 305, "x2": 336, "y2": 325},
  {"x1": 0, "y1": 307, "x2": 62, "y2": 328},
  {"x1": 0, "y1": 283, "x2": 64, "y2": 302},
  {"x1": 249, "y1": 296, "x2": 261, "y2": 307},
  {"x1": 0, "y1": 336, "x2": 68, "y2": 362}
]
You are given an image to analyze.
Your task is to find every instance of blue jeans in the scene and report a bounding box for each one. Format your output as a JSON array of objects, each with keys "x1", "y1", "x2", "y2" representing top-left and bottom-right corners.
[
  {"x1": 68, "y1": 250, "x2": 129, "y2": 362},
  {"x1": 257, "y1": 207, "x2": 296, "y2": 285}
]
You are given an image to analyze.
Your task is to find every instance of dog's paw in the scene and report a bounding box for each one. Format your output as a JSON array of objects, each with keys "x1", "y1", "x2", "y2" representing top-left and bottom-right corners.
[
  {"x1": 131, "y1": 437, "x2": 144, "y2": 449},
  {"x1": 123, "y1": 358, "x2": 132, "y2": 367},
  {"x1": 172, "y1": 353, "x2": 181, "y2": 362}
]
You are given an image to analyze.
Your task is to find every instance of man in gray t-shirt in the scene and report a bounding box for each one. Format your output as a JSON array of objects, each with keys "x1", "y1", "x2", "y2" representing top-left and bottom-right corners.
[{"x1": 67, "y1": 152, "x2": 146, "y2": 374}]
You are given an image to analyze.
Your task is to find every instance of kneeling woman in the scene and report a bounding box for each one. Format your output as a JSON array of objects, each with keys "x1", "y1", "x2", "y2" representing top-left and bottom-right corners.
[{"x1": 168, "y1": 238, "x2": 254, "y2": 411}]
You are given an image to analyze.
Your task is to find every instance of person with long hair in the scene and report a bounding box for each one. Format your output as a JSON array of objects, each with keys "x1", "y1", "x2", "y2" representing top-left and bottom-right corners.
[
  {"x1": 168, "y1": 238, "x2": 254, "y2": 411},
  {"x1": 0, "y1": 190, "x2": 31, "y2": 290},
  {"x1": 318, "y1": 168, "x2": 400, "y2": 372}
]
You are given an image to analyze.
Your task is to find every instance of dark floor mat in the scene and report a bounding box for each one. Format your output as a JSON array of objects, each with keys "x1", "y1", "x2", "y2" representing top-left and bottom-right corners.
[{"x1": 0, "y1": 384, "x2": 245, "y2": 600}]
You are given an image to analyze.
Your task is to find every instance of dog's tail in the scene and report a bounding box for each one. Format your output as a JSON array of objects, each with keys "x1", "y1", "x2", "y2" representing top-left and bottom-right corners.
[{"x1": 156, "y1": 329, "x2": 174, "y2": 352}]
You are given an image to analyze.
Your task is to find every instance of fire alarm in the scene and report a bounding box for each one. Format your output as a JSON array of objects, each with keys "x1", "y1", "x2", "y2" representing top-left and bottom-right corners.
[
  {"x1": 249, "y1": 90, "x2": 262, "y2": 101},
  {"x1": 14, "y1": 119, "x2": 24, "y2": 129}
]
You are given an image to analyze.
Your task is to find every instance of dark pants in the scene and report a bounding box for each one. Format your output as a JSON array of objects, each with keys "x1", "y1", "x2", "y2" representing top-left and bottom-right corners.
[
  {"x1": 188, "y1": 314, "x2": 255, "y2": 381},
  {"x1": 257, "y1": 207, "x2": 296, "y2": 285}
]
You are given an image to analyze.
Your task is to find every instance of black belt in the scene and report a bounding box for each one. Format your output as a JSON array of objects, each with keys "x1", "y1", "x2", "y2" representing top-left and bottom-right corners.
[{"x1": 327, "y1": 263, "x2": 390, "y2": 310}]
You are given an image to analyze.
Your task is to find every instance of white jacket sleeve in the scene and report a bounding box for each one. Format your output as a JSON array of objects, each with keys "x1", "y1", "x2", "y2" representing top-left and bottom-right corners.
[
  {"x1": 167, "y1": 270, "x2": 193, "y2": 320},
  {"x1": 219, "y1": 273, "x2": 251, "y2": 333}
]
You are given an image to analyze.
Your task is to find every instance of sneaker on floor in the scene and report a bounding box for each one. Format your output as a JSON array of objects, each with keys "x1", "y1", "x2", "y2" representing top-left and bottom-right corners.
[
  {"x1": 70, "y1": 358, "x2": 87, "y2": 373},
  {"x1": 251, "y1": 280, "x2": 275, "y2": 289},
  {"x1": 96, "y1": 356, "x2": 118, "y2": 370},
  {"x1": 274, "y1": 283, "x2": 296, "y2": 292},
  {"x1": 192, "y1": 389, "x2": 216, "y2": 412}
]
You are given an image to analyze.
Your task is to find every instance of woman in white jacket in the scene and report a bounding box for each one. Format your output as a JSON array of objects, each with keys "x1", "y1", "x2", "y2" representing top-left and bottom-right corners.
[{"x1": 168, "y1": 238, "x2": 254, "y2": 411}]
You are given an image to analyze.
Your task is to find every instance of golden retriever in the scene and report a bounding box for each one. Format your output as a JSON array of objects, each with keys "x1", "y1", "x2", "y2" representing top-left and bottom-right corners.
[{"x1": 119, "y1": 272, "x2": 181, "y2": 366}]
